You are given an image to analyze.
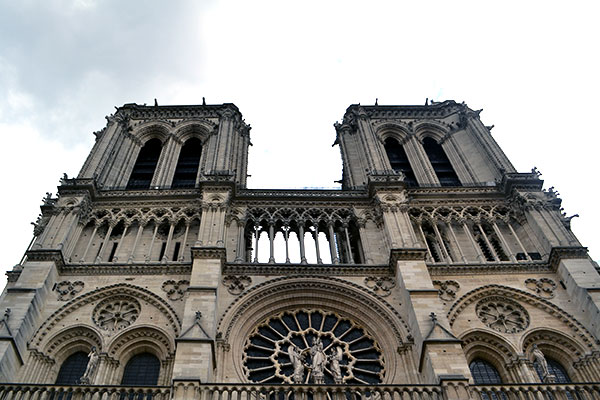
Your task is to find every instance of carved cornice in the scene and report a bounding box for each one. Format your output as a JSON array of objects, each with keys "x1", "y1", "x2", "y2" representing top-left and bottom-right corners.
[
  {"x1": 500, "y1": 172, "x2": 544, "y2": 194},
  {"x1": 25, "y1": 249, "x2": 65, "y2": 269},
  {"x1": 428, "y1": 261, "x2": 551, "y2": 276},
  {"x1": 59, "y1": 263, "x2": 192, "y2": 275},
  {"x1": 389, "y1": 248, "x2": 428, "y2": 266},
  {"x1": 343, "y1": 100, "x2": 466, "y2": 121},
  {"x1": 118, "y1": 103, "x2": 241, "y2": 121},
  {"x1": 222, "y1": 263, "x2": 393, "y2": 277},
  {"x1": 548, "y1": 246, "x2": 589, "y2": 271},
  {"x1": 191, "y1": 247, "x2": 226, "y2": 261}
]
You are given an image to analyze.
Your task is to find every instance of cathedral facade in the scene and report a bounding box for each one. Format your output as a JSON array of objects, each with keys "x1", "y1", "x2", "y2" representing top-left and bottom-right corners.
[{"x1": 0, "y1": 101, "x2": 598, "y2": 399}]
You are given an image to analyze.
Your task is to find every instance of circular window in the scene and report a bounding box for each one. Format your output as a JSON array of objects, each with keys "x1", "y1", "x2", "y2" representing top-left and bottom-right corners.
[
  {"x1": 243, "y1": 309, "x2": 384, "y2": 384},
  {"x1": 92, "y1": 296, "x2": 141, "y2": 331},
  {"x1": 476, "y1": 296, "x2": 529, "y2": 334}
]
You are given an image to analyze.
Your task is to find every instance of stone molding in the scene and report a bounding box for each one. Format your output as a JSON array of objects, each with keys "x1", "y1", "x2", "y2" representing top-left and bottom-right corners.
[
  {"x1": 191, "y1": 247, "x2": 226, "y2": 261},
  {"x1": 548, "y1": 246, "x2": 589, "y2": 271},
  {"x1": 223, "y1": 263, "x2": 393, "y2": 277}
]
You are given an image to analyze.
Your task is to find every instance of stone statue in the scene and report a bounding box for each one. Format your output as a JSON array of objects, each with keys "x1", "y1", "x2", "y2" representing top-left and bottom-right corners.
[
  {"x1": 309, "y1": 337, "x2": 326, "y2": 384},
  {"x1": 287, "y1": 344, "x2": 305, "y2": 383},
  {"x1": 532, "y1": 344, "x2": 549, "y2": 378},
  {"x1": 79, "y1": 346, "x2": 99, "y2": 384},
  {"x1": 329, "y1": 346, "x2": 343, "y2": 384}
]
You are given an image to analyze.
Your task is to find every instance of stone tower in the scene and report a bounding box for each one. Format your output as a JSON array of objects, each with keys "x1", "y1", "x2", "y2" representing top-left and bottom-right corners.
[{"x1": 0, "y1": 100, "x2": 598, "y2": 399}]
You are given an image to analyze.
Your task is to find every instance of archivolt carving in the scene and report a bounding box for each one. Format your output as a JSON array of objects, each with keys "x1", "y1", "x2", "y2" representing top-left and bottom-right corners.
[
  {"x1": 461, "y1": 330, "x2": 518, "y2": 364},
  {"x1": 30, "y1": 283, "x2": 181, "y2": 349},
  {"x1": 42, "y1": 326, "x2": 103, "y2": 359},
  {"x1": 522, "y1": 328, "x2": 587, "y2": 360},
  {"x1": 107, "y1": 325, "x2": 175, "y2": 360},
  {"x1": 447, "y1": 284, "x2": 597, "y2": 349}
]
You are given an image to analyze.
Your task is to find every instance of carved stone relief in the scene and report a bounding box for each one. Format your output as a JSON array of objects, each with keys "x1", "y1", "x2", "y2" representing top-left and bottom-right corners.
[
  {"x1": 432, "y1": 280, "x2": 460, "y2": 301},
  {"x1": 525, "y1": 278, "x2": 557, "y2": 299},
  {"x1": 364, "y1": 276, "x2": 396, "y2": 296},
  {"x1": 161, "y1": 280, "x2": 190, "y2": 301},
  {"x1": 222, "y1": 275, "x2": 252, "y2": 295},
  {"x1": 476, "y1": 296, "x2": 529, "y2": 334},
  {"x1": 55, "y1": 280, "x2": 85, "y2": 301}
]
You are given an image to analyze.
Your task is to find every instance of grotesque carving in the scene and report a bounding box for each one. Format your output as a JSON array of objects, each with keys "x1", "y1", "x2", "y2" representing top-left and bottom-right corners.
[{"x1": 476, "y1": 297, "x2": 529, "y2": 334}]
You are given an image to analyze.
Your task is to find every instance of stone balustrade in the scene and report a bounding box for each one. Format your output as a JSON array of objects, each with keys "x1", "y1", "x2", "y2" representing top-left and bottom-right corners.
[{"x1": 2, "y1": 382, "x2": 600, "y2": 400}]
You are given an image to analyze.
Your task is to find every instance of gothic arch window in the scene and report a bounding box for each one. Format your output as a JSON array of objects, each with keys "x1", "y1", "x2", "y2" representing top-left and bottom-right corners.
[
  {"x1": 383, "y1": 138, "x2": 417, "y2": 186},
  {"x1": 55, "y1": 351, "x2": 88, "y2": 385},
  {"x1": 121, "y1": 353, "x2": 160, "y2": 386},
  {"x1": 172, "y1": 138, "x2": 202, "y2": 188},
  {"x1": 534, "y1": 357, "x2": 571, "y2": 383},
  {"x1": 127, "y1": 138, "x2": 162, "y2": 189},
  {"x1": 422, "y1": 137, "x2": 461, "y2": 186},
  {"x1": 470, "y1": 358, "x2": 502, "y2": 384}
]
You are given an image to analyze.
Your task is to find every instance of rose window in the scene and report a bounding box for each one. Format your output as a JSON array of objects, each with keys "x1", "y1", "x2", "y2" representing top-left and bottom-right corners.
[
  {"x1": 476, "y1": 297, "x2": 529, "y2": 334},
  {"x1": 92, "y1": 296, "x2": 141, "y2": 331},
  {"x1": 243, "y1": 309, "x2": 384, "y2": 384}
]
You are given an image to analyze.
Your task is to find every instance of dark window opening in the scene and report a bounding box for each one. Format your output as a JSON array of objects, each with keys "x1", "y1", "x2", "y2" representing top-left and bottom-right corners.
[
  {"x1": 172, "y1": 138, "x2": 202, "y2": 188},
  {"x1": 529, "y1": 252, "x2": 542, "y2": 260},
  {"x1": 108, "y1": 242, "x2": 119, "y2": 262},
  {"x1": 534, "y1": 357, "x2": 571, "y2": 383},
  {"x1": 121, "y1": 353, "x2": 160, "y2": 386},
  {"x1": 55, "y1": 351, "x2": 89, "y2": 385},
  {"x1": 127, "y1": 138, "x2": 162, "y2": 189},
  {"x1": 384, "y1": 138, "x2": 418, "y2": 186},
  {"x1": 172, "y1": 242, "x2": 181, "y2": 261},
  {"x1": 95, "y1": 242, "x2": 103, "y2": 259},
  {"x1": 159, "y1": 242, "x2": 167, "y2": 261},
  {"x1": 422, "y1": 137, "x2": 461, "y2": 186}
]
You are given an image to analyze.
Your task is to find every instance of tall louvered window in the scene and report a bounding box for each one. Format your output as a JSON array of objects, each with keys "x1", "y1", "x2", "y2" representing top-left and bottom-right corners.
[
  {"x1": 121, "y1": 353, "x2": 160, "y2": 386},
  {"x1": 384, "y1": 138, "x2": 417, "y2": 186},
  {"x1": 127, "y1": 139, "x2": 162, "y2": 189},
  {"x1": 172, "y1": 138, "x2": 202, "y2": 188},
  {"x1": 55, "y1": 352, "x2": 88, "y2": 385},
  {"x1": 422, "y1": 137, "x2": 461, "y2": 186}
]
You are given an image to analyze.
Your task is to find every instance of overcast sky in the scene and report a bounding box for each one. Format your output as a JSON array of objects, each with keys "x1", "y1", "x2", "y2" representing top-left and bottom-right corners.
[{"x1": 0, "y1": 1, "x2": 598, "y2": 285}]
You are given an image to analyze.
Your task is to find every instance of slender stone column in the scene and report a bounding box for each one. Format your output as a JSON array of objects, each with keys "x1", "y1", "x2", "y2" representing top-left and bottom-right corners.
[
  {"x1": 417, "y1": 223, "x2": 434, "y2": 262},
  {"x1": 476, "y1": 223, "x2": 499, "y2": 261},
  {"x1": 462, "y1": 221, "x2": 484, "y2": 262},
  {"x1": 283, "y1": 224, "x2": 291, "y2": 263},
  {"x1": 327, "y1": 222, "x2": 339, "y2": 264},
  {"x1": 146, "y1": 223, "x2": 159, "y2": 262},
  {"x1": 178, "y1": 222, "x2": 190, "y2": 262},
  {"x1": 268, "y1": 220, "x2": 276, "y2": 264},
  {"x1": 492, "y1": 221, "x2": 516, "y2": 262},
  {"x1": 313, "y1": 223, "x2": 323, "y2": 264},
  {"x1": 447, "y1": 222, "x2": 466, "y2": 262},
  {"x1": 80, "y1": 223, "x2": 98, "y2": 263},
  {"x1": 112, "y1": 223, "x2": 129, "y2": 262},
  {"x1": 298, "y1": 223, "x2": 307, "y2": 264},
  {"x1": 343, "y1": 223, "x2": 354, "y2": 264},
  {"x1": 128, "y1": 223, "x2": 144, "y2": 263},
  {"x1": 95, "y1": 222, "x2": 114, "y2": 263},
  {"x1": 506, "y1": 221, "x2": 531, "y2": 261},
  {"x1": 253, "y1": 224, "x2": 260, "y2": 263},
  {"x1": 234, "y1": 221, "x2": 245, "y2": 263},
  {"x1": 432, "y1": 221, "x2": 451, "y2": 263},
  {"x1": 162, "y1": 222, "x2": 175, "y2": 262}
]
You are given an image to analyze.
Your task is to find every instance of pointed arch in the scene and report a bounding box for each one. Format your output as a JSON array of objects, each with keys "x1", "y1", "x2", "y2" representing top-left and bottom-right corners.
[
  {"x1": 448, "y1": 284, "x2": 597, "y2": 350},
  {"x1": 30, "y1": 284, "x2": 182, "y2": 351}
]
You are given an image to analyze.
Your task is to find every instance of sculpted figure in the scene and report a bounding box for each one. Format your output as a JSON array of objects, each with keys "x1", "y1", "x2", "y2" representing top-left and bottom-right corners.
[
  {"x1": 309, "y1": 337, "x2": 326, "y2": 384},
  {"x1": 287, "y1": 344, "x2": 305, "y2": 383},
  {"x1": 329, "y1": 346, "x2": 343, "y2": 384},
  {"x1": 532, "y1": 344, "x2": 549, "y2": 377},
  {"x1": 80, "y1": 346, "x2": 99, "y2": 384}
]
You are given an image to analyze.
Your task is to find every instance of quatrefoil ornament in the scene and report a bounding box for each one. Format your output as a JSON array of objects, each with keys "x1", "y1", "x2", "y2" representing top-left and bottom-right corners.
[{"x1": 161, "y1": 280, "x2": 190, "y2": 301}]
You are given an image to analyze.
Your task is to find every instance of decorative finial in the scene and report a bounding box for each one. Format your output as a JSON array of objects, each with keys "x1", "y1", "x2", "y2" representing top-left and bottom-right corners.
[
  {"x1": 429, "y1": 312, "x2": 437, "y2": 323},
  {"x1": 202, "y1": 97, "x2": 206, "y2": 106},
  {"x1": 425, "y1": 98, "x2": 429, "y2": 106},
  {"x1": 154, "y1": 98, "x2": 158, "y2": 107},
  {"x1": 375, "y1": 98, "x2": 378, "y2": 106}
]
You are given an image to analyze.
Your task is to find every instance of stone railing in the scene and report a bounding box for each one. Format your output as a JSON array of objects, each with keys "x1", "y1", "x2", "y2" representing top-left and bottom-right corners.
[
  {"x1": 2, "y1": 382, "x2": 600, "y2": 400},
  {"x1": 471, "y1": 383, "x2": 600, "y2": 399},
  {"x1": 0, "y1": 384, "x2": 171, "y2": 400}
]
